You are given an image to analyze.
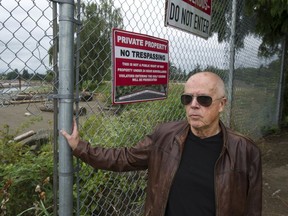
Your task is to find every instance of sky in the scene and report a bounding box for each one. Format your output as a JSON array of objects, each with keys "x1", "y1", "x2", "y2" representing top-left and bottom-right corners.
[
  {"x1": 0, "y1": 0, "x2": 53, "y2": 74},
  {"x1": 115, "y1": 0, "x2": 229, "y2": 71},
  {"x1": 0, "y1": 0, "x2": 269, "y2": 75}
]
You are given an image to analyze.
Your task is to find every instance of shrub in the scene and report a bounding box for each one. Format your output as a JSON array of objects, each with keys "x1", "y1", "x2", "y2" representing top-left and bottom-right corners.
[{"x1": 0, "y1": 125, "x2": 54, "y2": 215}]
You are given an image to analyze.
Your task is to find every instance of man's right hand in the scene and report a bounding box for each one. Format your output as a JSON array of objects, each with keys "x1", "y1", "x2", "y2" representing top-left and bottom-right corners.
[{"x1": 60, "y1": 119, "x2": 80, "y2": 151}]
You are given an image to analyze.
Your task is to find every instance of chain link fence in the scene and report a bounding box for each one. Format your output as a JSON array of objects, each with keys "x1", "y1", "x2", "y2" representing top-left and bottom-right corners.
[{"x1": 0, "y1": 0, "x2": 283, "y2": 215}]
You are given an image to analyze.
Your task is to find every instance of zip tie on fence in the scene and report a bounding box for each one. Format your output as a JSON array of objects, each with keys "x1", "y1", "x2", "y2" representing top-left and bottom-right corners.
[
  {"x1": 59, "y1": 166, "x2": 81, "y2": 176},
  {"x1": 48, "y1": 94, "x2": 80, "y2": 103},
  {"x1": 58, "y1": 171, "x2": 74, "y2": 177},
  {"x1": 59, "y1": 16, "x2": 82, "y2": 25},
  {"x1": 58, "y1": 167, "x2": 81, "y2": 176}
]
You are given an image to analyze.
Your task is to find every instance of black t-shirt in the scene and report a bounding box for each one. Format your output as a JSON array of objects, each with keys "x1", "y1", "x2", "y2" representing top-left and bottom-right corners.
[{"x1": 165, "y1": 130, "x2": 223, "y2": 216}]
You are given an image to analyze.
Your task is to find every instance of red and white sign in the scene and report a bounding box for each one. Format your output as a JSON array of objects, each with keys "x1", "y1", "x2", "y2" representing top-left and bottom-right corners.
[
  {"x1": 112, "y1": 28, "x2": 169, "y2": 104},
  {"x1": 165, "y1": 0, "x2": 212, "y2": 39}
]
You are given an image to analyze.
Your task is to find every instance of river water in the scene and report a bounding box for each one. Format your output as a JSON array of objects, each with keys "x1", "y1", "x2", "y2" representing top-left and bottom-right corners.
[
  {"x1": 1, "y1": 87, "x2": 22, "y2": 93},
  {"x1": 0, "y1": 86, "x2": 34, "y2": 104}
]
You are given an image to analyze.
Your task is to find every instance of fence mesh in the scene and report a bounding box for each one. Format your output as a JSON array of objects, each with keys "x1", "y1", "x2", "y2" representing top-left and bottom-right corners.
[{"x1": 0, "y1": 0, "x2": 282, "y2": 215}]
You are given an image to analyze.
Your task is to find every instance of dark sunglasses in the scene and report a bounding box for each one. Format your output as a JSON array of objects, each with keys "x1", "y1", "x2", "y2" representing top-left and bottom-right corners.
[{"x1": 181, "y1": 94, "x2": 213, "y2": 107}]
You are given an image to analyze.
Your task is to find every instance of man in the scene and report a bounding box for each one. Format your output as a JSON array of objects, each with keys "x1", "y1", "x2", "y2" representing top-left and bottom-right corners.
[{"x1": 61, "y1": 72, "x2": 262, "y2": 216}]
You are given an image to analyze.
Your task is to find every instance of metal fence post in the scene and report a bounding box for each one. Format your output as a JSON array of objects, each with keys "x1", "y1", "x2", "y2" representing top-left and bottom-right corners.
[
  {"x1": 277, "y1": 37, "x2": 287, "y2": 126},
  {"x1": 227, "y1": 0, "x2": 237, "y2": 127},
  {"x1": 75, "y1": 0, "x2": 81, "y2": 215},
  {"x1": 52, "y1": 1, "x2": 59, "y2": 215},
  {"x1": 58, "y1": 0, "x2": 75, "y2": 215}
]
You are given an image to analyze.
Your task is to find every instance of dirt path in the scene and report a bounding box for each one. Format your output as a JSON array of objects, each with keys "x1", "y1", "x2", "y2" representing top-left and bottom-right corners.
[
  {"x1": 0, "y1": 102, "x2": 54, "y2": 135},
  {"x1": 0, "y1": 101, "x2": 91, "y2": 136},
  {"x1": 258, "y1": 130, "x2": 288, "y2": 215}
]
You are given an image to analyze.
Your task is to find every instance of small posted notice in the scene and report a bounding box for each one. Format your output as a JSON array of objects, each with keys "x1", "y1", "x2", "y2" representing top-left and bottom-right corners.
[{"x1": 112, "y1": 28, "x2": 169, "y2": 104}]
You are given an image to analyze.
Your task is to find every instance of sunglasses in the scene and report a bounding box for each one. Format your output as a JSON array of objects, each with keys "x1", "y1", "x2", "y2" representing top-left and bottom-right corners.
[{"x1": 181, "y1": 94, "x2": 214, "y2": 107}]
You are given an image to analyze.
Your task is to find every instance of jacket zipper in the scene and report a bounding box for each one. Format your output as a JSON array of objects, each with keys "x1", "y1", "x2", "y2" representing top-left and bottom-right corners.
[{"x1": 214, "y1": 143, "x2": 227, "y2": 216}]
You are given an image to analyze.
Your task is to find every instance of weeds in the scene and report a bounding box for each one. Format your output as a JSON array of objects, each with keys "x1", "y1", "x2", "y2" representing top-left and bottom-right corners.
[{"x1": 0, "y1": 122, "x2": 53, "y2": 215}]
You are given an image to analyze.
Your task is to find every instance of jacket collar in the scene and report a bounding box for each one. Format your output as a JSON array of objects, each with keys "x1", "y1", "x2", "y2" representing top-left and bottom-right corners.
[{"x1": 175, "y1": 120, "x2": 228, "y2": 150}]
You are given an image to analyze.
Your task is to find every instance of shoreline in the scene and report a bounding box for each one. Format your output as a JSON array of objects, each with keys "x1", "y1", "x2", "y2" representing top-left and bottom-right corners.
[{"x1": 0, "y1": 101, "x2": 90, "y2": 138}]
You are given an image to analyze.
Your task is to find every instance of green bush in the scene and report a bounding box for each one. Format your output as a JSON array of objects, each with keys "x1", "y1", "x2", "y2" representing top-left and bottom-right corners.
[
  {"x1": 81, "y1": 83, "x2": 185, "y2": 147},
  {"x1": 0, "y1": 125, "x2": 54, "y2": 215}
]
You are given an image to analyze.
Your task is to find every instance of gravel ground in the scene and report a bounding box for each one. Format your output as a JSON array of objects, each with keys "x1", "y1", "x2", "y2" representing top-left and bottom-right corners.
[{"x1": 0, "y1": 102, "x2": 54, "y2": 136}]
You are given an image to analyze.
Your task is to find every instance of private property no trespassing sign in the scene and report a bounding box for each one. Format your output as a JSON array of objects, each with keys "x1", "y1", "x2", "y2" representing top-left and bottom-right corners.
[{"x1": 112, "y1": 28, "x2": 169, "y2": 104}]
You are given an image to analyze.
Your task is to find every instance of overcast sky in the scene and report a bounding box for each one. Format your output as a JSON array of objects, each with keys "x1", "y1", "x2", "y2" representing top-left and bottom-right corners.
[
  {"x1": 0, "y1": 0, "x2": 53, "y2": 74},
  {"x1": 0, "y1": 0, "x2": 267, "y2": 75}
]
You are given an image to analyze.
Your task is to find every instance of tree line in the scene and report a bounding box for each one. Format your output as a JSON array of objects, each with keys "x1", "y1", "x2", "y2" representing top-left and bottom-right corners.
[{"x1": 0, "y1": 69, "x2": 54, "y2": 82}]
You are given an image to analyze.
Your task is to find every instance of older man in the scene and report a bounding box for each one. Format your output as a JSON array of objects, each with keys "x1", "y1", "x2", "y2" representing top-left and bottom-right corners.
[{"x1": 61, "y1": 72, "x2": 262, "y2": 216}]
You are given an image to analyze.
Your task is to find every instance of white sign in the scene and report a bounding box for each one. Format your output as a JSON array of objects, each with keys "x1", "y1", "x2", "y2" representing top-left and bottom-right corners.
[{"x1": 165, "y1": 0, "x2": 212, "y2": 39}]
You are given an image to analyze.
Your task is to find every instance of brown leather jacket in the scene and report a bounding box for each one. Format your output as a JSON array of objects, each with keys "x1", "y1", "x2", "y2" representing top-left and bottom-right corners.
[{"x1": 73, "y1": 120, "x2": 262, "y2": 216}]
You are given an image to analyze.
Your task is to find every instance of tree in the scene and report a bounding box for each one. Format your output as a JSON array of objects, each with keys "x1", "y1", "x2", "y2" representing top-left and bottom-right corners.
[
  {"x1": 78, "y1": 0, "x2": 124, "y2": 89},
  {"x1": 48, "y1": 0, "x2": 124, "y2": 90},
  {"x1": 245, "y1": 0, "x2": 288, "y2": 126},
  {"x1": 22, "y1": 69, "x2": 30, "y2": 80},
  {"x1": 45, "y1": 70, "x2": 54, "y2": 83},
  {"x1": 210, "y1": 0, "x2": 255, "y2": 49},
  {"x1": 6, "y1": 69, "x2": 19, "y2": 80},
  {"x1": 187, "y1": 64, "x2": 202, "y2": 78},
  {"x1": 211, "y1": 0, "x2": 288, "y2": 126},
  {"x1": 169, "y1": 61, "x2": 186, "y2": 81}
]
